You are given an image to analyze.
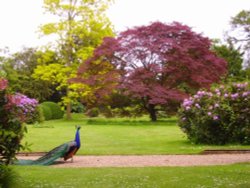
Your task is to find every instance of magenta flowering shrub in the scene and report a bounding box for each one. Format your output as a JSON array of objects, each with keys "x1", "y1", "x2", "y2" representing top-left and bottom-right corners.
[
  {"x1": 5, "y1": 93, "x2": 39, "y2": 124},
  {"x1": 0, "y1": 79, "x2": 8, "y2": 90},
  {"x1": 178, "y1": 82, "x2": 250, "y2": 145},
  {"x1": 0, "y1": 78, "x2": 39, "y2": 164}
]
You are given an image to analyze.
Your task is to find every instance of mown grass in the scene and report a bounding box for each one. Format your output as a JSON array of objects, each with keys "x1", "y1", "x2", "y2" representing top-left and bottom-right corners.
[
  {"x1": 21, "y1": 114, "x2": 250, "y2": 155},
  {"x1": 14, "y1": 163, "x2": 250, "y2": 188},
  {"x1": 15, "y1": 114, "x2": 250, "y2": 188}
]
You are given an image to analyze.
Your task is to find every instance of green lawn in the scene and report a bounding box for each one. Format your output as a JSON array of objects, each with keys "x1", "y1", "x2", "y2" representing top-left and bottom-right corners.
[
  {"x1": 14, "y1": 115, "x2": 250, "y2": 188},
  {"x1": 22, "y1": 114, "x2": 250, "y2": 155},
  {"x1": 14, "y1": 163, "x2": 250, "y2": 188}
]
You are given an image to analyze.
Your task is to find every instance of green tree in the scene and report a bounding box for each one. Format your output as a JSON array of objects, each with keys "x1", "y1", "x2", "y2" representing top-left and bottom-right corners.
[
  {"x1": 212, "y1": 41, "x2": 244, "y2": 81},
  {"x1": 230, "y1": 10, "x2": 250, "y2": 49},
  {"x1": 228, "y1": 10, "x2": 250, "y2": 68},
  {"x1": 35, "y1": 0, "x2": 114, "y2": 119},
  {"x1": 0, "y1": 48, "x2": 52, "y2": 101}
]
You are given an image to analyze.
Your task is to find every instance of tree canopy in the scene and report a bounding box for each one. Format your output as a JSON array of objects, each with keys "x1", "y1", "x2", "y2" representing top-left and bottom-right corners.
[
  {"x1": 230, "y1": 10, "x2": 250, "y2": 48},
  {"x1": 76, "y1": 22, "x2": 227, "y2": 121},
  {"x1": 34, "y1": 0, "x2": 114, "y2": 119},
  {"x1": 0, "y1": 48, "x2": 52, "y2": 101},
  {"x1": 228, "y1": 9, "x2": 250, "y2": 67},
  {"x1": 212, "y1": 41, "x2": 244, "y2": 81}
]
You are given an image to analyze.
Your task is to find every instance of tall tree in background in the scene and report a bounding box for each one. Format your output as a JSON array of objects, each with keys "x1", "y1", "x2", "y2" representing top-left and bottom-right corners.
[
  {"x1": 212, "y1": 41, "x2": 244, "y2": 81},
  {"x1": 0, "y1": 47, "x2": 52, "y2": 101},
  {"x1": 77, "y1": 22, "x2": 227, "y2": 121},
  {"x1": 34, "y1": 0, "x2": 114, "y2": 119},
  {"x1": 228, "y1": 10, "x2": 250, "y2": 68}
]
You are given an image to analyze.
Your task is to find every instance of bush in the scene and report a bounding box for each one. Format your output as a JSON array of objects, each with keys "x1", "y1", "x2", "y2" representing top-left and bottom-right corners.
[
  {"x1": 39, "y1": 104, "x2": 52, "y2": 120},
  {"x1": 37, "y1": 105, "x2": 45, "y2": 123},
  {"x1": 1, "y1": 78, "x2": 38, "y2": 164},
  {"x1": 40, "y1": 101, "x2": 64, "y2": 120},
  {"x1": 86, "y1": 107, "x2": 99, "y2": 117},
  {"x1": 6, "y1": 93, "x2": 40, "y2": 124},
  {"x1": 178, "y1": 82, "x2": 250, "y2": 145},
  {"x1": 71, "y1": 101, "x2": 85, "y2": 113},
  {"x1": 98, "y1": 106, "x2": 114, "y2": 118},
  {"x1": 111, "y1": 105, "x2": 145, "y2": 118},
  {"x1": 0, "y1": 165, "x2": 18, "y2": 187}
]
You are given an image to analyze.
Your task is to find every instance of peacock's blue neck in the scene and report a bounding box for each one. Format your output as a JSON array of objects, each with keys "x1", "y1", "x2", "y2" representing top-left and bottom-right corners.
[{"x1": 75, "y1": 128, "x2": 81, "y2": 148}]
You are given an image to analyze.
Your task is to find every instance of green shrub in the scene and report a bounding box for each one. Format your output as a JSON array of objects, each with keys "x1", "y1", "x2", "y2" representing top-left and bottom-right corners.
[
  {"x1": 0, "y1": 165, "x2": 18, "y2": 187},
  {"x1": 40, "y1": 102, "x2": 64, "y2": 120},
  {"x1": 39, "y1": 104, "x2": 52, "y2": 120},
  {"x1": 98, "y1": 106, "x2": 114, "y2": 118},
  {"x1": 37, "y1": 105, "x2": 45, "y2": 123},
  {"x1": 178, "y1": 82, "x2": 250, "y2": 145},
  {"x1": 86, "y1": 107, "x2": 99, "y2": 117},
  {"x1": 111, "y1": 105, "x2": 144, "y2": 118},
  {"x1": 71, "y1": 102, "x2": 85, "y2": 113}
]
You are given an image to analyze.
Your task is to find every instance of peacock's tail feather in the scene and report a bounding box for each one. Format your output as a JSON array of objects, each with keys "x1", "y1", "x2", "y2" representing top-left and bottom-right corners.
[{"x1": 16, "y1": 143, "x2": 68, "y2": 166}]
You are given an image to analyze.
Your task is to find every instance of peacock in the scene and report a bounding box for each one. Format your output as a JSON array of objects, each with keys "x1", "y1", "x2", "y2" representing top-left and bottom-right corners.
[{"x1": 16, "y1": 126, "x2": 81, "y2": 166}]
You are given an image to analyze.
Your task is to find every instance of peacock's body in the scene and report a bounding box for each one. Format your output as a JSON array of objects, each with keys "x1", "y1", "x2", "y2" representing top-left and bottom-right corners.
[{"x1": 16, "y1": 126, "x2": 81, "y2": 166}]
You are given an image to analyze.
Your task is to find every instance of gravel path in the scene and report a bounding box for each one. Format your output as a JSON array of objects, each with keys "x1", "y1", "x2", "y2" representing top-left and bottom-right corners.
[{"x1": 18, "y1": 154, "x2": 250, "y2": 168}]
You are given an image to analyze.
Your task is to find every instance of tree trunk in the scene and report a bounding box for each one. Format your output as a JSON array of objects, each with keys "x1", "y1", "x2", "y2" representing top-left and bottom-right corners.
[
  {"x1": 66, "y1": 102, "x2": 72, "y2": 120},
  {"x1": 66, "y1": 85, "x2": 71, "y2": 120},
  {"x1": 148, "y1": 104, "x2": 157, "y2": 122}
]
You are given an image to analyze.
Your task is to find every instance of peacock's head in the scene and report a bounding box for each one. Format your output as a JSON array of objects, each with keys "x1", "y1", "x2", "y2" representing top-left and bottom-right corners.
[{"x1": 76, "y1": 125, "x2": 81, "y2": 130}]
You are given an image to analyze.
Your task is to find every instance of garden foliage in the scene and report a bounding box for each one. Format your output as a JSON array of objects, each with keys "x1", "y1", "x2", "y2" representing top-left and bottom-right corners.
[
  {"x1": 86, "y1": 107, "x2": 99, "y2": 117},
  {"x1": 77, "y1": 21, "x2": 227, "y2": 121},
  {"x1": 178, "y1": 82, "x2": 250, "y2": 144},
  {"x1": 40, "y1": 101, "x2": 64, "y2": 120},
  {"x1": 0, "y1": 78, "x2": 39, "y2": 164},
  {"x1": 0, "y1": 165, "x2": 18, "y2": 187}
]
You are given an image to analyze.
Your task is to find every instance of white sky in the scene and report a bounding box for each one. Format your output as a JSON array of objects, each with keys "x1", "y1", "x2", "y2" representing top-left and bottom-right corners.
[{"x1": 0, "y1": 0, "x2": 249, "y2": 53}]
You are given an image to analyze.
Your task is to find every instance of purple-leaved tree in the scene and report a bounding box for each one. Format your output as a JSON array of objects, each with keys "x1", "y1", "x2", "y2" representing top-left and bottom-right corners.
[{"x1": 77, "y1": 22, "x2": 227, "y2": 121}]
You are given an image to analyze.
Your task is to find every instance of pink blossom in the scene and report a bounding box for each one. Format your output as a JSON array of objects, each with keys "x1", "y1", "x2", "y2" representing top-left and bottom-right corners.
[
  {"x1": 214, "y1": 103, "x2": 220, "y2": 108},
  {"x1": 183, "y1": 99, "x2": 193, "y2": 107},
  {"x1": 215, "y1": 89, "x2": 220, "y2": 93},
  {"x1": 242, "y1": 92, "x2": 250, "y2": 97},
  {"x1": 219, "y1": 85, "x2": 225, "y2": 89},
  {"x1": 216, "y1": 91, "x2": 221, "y2": 96},
  {"x1": 235, "y1": 83, "x2": 248, "y2": 89},
  {"x1": 213, "y1": 115, "x2": 219, "y2": 120},
  {"x1": 231, "y1": 93, "x2": 239, "y2": 99},
  {"x1": 0, "y1": 78, "x2": 8, "y2": 91},
  {"x1": 195, "y1": 103, "x2": 201, "y2": 108}
]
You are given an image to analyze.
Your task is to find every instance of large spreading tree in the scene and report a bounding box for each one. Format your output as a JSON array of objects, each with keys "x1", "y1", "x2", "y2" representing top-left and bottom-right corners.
[{"x1": 76, "y1": 22, "x2": 227, "y2": 121}]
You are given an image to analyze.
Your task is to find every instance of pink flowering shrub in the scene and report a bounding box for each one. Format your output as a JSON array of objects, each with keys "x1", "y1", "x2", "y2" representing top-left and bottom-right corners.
[
  {"x1": 178, "y1": 82, "x2": 250, "y2": 145},
  {"x1": 0, "y1": 79, "x2": 8, "y2": 90},
  {"x1": 0, "y1": 78, "x2": 39, "y2": 164},
  {"x1": 5, "y1": 93, "x2": 40, "y2": 124}
]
